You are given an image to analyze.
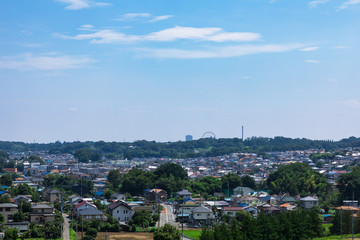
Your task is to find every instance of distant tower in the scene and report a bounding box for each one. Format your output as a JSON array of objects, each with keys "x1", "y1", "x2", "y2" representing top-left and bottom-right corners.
[
  {"x1": 242, "y1": 126, "x2": 244, "y2": 141},
  {"x1": 185, "y1": 135, "x2": 193, "y2": 141}
]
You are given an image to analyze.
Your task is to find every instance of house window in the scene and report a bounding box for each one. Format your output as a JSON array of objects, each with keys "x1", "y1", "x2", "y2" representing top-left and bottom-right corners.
[
  {"x1": 6, "y1": 208, "x2": 10, "y2": 211},
  {"x1": 117, "y1": 210, "x2": 119, "y2": 213},
  {"x1": 197, "y1": 213, "x2": 200, "y2": 216},
  {"x1": 0, "y1": 208, "x2": 2, "y2": 211},
  {"x1": 96, "y1": 216, "x2": 100, "y2": 219},
  {"x1": 207, "y1": 213, "x2": 210, "y2": 216}
]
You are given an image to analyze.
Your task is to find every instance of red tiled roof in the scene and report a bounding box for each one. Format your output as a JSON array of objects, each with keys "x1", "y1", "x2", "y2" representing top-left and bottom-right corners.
[
  {"x1": 336, "y1": 206, "x2": 360, "y2": 211},
  {"x1": 280, "y1": 203, "x2": 291, "y2": 208},
  {"x1": 75, "y1": 201, "x2": 86, "y2": 208}
]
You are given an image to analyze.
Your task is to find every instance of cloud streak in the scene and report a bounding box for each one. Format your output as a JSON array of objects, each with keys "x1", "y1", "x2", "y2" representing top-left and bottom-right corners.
[
  {"x1": 55, "y1": 26, "x2": 261, "y2": 43},
  {"x1": 135, "y1": 44, "x2": 304, "y2": 59},
  {"x1": 339, "y1": 0, "x2": 360, "y2": 9},
  {"x1": 116, "y1": 13, "x2": 173, "y2": 22},
  {"x1": 148, "y1": 15, "x2": 173, "y2": 22},
  {"x1": 56, "y1": 0, "x2": 110, "y2": 10},
  {"x1": 308, "y1": 0, "x2": 329, "y2": 8},
  {"x1": 117, "y1": 13, "x2": 151, "y2": 21},
  {"x1": 300, "y1": 46, "x2": 319, "y2": 52},
  {"x1": 0, "y1": 53, "x2": 94, "y2": 71},
  {"x1": 306, "y1": 59, "x2": 321, "y2": 63}
]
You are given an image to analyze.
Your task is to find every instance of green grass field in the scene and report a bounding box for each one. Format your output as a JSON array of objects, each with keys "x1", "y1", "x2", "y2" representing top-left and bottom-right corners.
[
  {"x1": 315, "y1": 233, "x2": 360, "y2": 240},
  {"x1": 182, "y1": 230, "x2": 202, "y2": 240},
  {"x1": 70, "y1": 228, "x2": 76, "y2": 240},
  {"x1": 322, "y1": 224, "x2": 333, "y2": 236}
]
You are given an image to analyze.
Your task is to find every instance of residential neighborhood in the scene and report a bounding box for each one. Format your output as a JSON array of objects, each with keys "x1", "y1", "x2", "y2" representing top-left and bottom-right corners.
[{"x1": 0, "y1": 143, "x2": 360, "y2": 239}]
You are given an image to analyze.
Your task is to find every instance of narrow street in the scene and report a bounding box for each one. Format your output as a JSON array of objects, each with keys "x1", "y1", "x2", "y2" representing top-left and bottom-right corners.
[
  {"x1": 62, "y1": 213, "x2": 70, "y2": 240},
  {"x1": 159, "y1": 204, "x2": 193, "y2": 240},
  {"x1": 159, "y1": 203, "x2": 176, "y2": 227}
]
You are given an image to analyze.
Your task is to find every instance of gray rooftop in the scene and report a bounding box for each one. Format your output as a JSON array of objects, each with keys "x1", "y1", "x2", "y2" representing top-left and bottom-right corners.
[
  {"x1": 176, "y1": 190, "x2": 192, "y2": 196},
  {"x1": 192, "y1": 206, "x2": 213, "y2": 213},
  {"x1": 32, "y1": 204, "x2": 53, "y2": 209},
  {"x1": 0, "y1": 203, "x2": 17, "y2": 208},
  {"x1": 78, "y1": 208, "x2": 105, "y2": 216},
  {"x1": 300, "y1": 196, "x2": 318, "y2": 201}
]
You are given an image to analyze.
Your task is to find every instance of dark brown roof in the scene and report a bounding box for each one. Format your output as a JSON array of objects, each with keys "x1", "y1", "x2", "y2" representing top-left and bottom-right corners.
[
  {"x1": 108, "y1": 200, "x2": 132, "y2": 211},
  {"x1": 223, "y1": 207, "x2": 243, "y2": 211}
]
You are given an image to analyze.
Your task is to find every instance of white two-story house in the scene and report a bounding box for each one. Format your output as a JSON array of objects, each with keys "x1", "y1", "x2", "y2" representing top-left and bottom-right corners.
[{"x1": 108, "y1": 200, "x2": 133, "y2": 224}]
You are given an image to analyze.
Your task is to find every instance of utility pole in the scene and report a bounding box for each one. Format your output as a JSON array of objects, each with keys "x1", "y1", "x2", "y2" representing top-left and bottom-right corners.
[
  {"x1": 227, "y1": 181, "x2": 230, "y2": 198},
  {"x1": 182, "y1": 206, "x2": 184, "y2": 240},
  {"x1": 81, "y1": 216, "x2": 84, "y2": 239},
  {"x1": 75, "y1": 220, "x2": 77, "y2": 240},
  {"x1": 352, "y1": 191, "x2": 354, "y2": 240},
  {"x1": 61, "y1": 191, "x2": 63, "y2": 240},
  {"x1": 340, "y1": 208, "x2": 343, "y2": 239}
]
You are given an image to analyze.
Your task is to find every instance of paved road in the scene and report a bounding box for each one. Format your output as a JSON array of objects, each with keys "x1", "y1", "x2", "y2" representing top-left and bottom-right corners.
[
  {"x1": 159, "y1": 204, "x2": 194, "y2": 240},
  {"x1": 62, "y1": 213, "x2": 70, "y2": 240},
  {"x1": 159, "y1": 204, "x2": 177, "y2": 227}
]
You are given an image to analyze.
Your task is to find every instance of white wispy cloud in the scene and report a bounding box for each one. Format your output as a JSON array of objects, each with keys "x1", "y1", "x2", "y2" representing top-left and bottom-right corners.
[
  {"x1": 328, "y1": 78, "x2": 337, "y2": 82},
  {"x1": 338, "y1": 99, "x2": 360, "y2": 108},
  {"x1": 339, "y1": 0, "x2": 360, "y2": 9},
  {"x1": 300, "y1": 46, "x2": 319, "y2": 52},
  {"x1": 144, "y1": 27, "x2": 260, "y2": 42},
  {"x1": 117, "y1": 13, "x2": 151, "y2": 21},
  {"x1": 56, "y1": 0, "x2": 110, "y2": 10},
  {"x1": 80, "y1": 24, "x2": 94, "y2": 29},
  {"x1": 306, "y1": 59, "x2": 321, "y2": 63},
  {"x1": 0, "y1": 53, "x2": 94, "y2": 71},
  {"x1": 78, "y1": 24, "x2": 96, "y2": 31},
  {"x1": 134, "y1": 44, "x2": 304, "y2": 59},
  {"x1": 148, "y1": 15, "x2": 173, "y2": 22},
  {"x1": 55, "y1": 26, "x2": 261, "y2": 43},
  {"x1": 116, "y1": 13, "x2": 173, "y2": 22},
  {"x1": 308, "y1": 0, "x2": 329, "y2": 8}
]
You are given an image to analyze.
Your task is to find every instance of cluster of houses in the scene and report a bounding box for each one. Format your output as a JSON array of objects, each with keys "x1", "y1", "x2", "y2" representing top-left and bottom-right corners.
[
  {"x1": 7, "y1": 148, "x2": 360, "y2": 190},
  {"x1": 1, "y1": 147, "x2": 360, "y2": 236},
  {"x1": 171, "y1": 187, "x2": 323, "y2": 226},
  {"x1": 0, "y1": 197, "x2": 56, "y2": 233}
]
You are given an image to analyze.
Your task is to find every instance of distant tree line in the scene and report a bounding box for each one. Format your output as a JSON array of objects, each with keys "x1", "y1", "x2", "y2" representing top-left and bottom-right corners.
[
  {"x1": 200, "y1": 209, "x2": 323, "y2": 240},
  {"x1": 1, "y1": 136, "x2": 360, "y2": 160}
]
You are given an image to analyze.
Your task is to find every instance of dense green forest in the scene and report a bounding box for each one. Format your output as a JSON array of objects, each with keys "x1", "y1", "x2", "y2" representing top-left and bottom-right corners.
[
  {"x1": 0, "y1": 136, "x2": 359, "y2": 159},
  {"x1": 200, "y1": 209, "x2": 323, "y2": 240},
  {"x1": 266, "y1": 163, "x2": 330, "y2": 198}
]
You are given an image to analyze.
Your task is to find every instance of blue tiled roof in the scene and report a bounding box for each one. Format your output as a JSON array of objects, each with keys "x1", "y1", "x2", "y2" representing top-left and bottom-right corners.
[{"x1": 94, "y1": 191, "x2": 104, "y2": 196}]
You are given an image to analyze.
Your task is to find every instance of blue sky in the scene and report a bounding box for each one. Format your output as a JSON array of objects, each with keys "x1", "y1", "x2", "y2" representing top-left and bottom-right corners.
[{"x1": 0, "y1": 0, "x2": 359, "y2": 143}]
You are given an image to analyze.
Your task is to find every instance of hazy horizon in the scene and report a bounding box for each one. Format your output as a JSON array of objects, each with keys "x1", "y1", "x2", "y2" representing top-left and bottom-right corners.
[{"x1": 0, "y1": 134, "x2": 356, "y2": 145}]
